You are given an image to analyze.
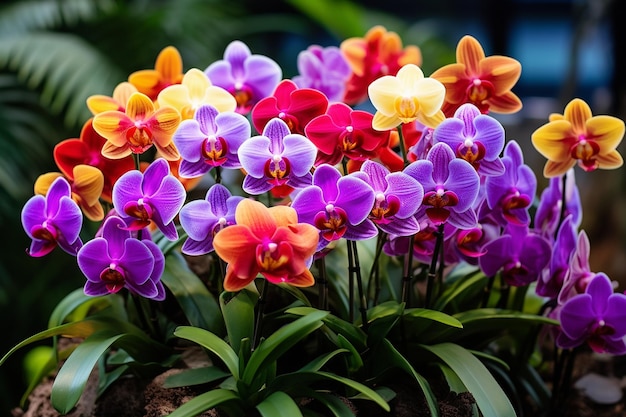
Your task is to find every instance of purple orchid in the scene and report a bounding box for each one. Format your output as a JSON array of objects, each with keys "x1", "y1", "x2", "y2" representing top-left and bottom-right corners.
[
  {"x1": 78, "y1": 215, "x2": 165, "y2": 300},
  {"x1": 384, "y1": 221, "x2": 458, "y2": 265},
  {"x1": 484, "y1": 140, "x2": 536, "y2": 227},
  {"x1": 433, "y1": 103, "x2": 505, "y2": 177},
  {"x1": 404, "y1": 142, "x2": 480, "y2": 229},
  {"x1": 172, "y1": 104, "x2": 251, "y2": 178},
  {"x1": 205, "y1": 40, "x2": 282, "y2": 114},
  {"x1": 238, "y1": 117, "x2": 316, "y2": 195},
  {"x1": 479, "y1": 223, "x2": 551, "y2": 286},
  {"x1": 534, "y1": 169, "x2": 582, "y2": 238},
  {"x1": 113, "y1": 158, "x2": 186, "y2": 241},
  {"x1": 351, "y1": 160, "x2": 423, "y2": 236},
  {"x1": 21, "y1": 176, "x2": 83, "y2": 257},
  {"x1": 536, "y1": 215, "x2": 577, "y2": 298},
  {"x1": 292, "y1": 45, "x2": 351, "y2": 102},
  {"x1": 291, "y1": 164, "x2": 377, "y2": 249},
  {"x1": 451, "y1": 218, "x2": 500, "y2": 265},
  {"x1": 179, "y1": 184, "x2": 242, "y2": 255},
  {"x1": 558, "y1": 230, "x2": 595, "y2": 305},
  {"x1": 557, "y1": 273, "x2": 626, "y2": 355}
]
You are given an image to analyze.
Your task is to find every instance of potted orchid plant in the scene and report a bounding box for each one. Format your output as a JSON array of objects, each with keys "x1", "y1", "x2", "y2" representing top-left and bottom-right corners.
[{"x1": 3, "y1": 24, "x2": 626, "y2": 417}]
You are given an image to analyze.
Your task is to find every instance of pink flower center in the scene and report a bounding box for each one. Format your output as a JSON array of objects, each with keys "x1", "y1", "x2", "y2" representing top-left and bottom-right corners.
[
  {"x1": 570, "y1": 135, "x2": 600, "y2": 171},
  {"x1": 466, "y1": 79, "x2": 495, "y2": 112},
  {"x1": 264, "y1": 156, "x2": 291, "y2": 186},
  {"x1": 314, "y1": 205, "x2": 348, "y2": 241},
  {"x1": 126, "y1": 125, "x2": 153, "y2": 153},
  {"x1": 100, "y1": 263, "x2": 126, "y2": 293},
  {"x1": 202, "y1": 135, "x2": 229, "y2": 166},
  {"x1": 370, "y1": 194, "x2": 400, "y2": 224}
]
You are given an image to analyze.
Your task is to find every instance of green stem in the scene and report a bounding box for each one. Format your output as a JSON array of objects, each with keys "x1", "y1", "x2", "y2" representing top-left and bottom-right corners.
[
  {"x1": 367, "y1": 232, "x2": 386, "y2": 307},
  {"x1": 425, "y1": 224, "x2": 444, "y2": 309},
  {"x1": 396, "y1": 125, "x2": 410, "y2": 168},
  {"x1": 554, "y1": 172, "x2": 568, "y2": 240},
  {"x1": 252, "y1": 280, "x2": 269, "y2": 350},
  {"x1": 133, "y1": 153, "x2": 141, "y2": 171},
  {"x1": 316, "y1": 257, "x2": 328, "y2": 310},
  {"x1": 351, "y1": 240, "x2": 368, "y2": 330},
  {"x1": 401, "y1": 235, "x2": 415, "y2": 307},
  {"x1": 214, "y1": 166, "x2": 222, "y2": 184}
]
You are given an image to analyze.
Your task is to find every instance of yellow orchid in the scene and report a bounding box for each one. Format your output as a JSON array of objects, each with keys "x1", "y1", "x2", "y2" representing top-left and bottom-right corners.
[
  {"x1": 128, "y1": 46, "x2": 184, "y2": 101},
  {"x1": 157, "y1": 68, "x2": 237, "y2": 120},
  {"x1": 531, "y1": 98, "x2": 625, "y2": 177},
  {"x1": 367, "y1": 63, "x2": 445, "y2": 131},
  {"x1": 86, "y1": 82, "x2": 138, "y2": 115}
]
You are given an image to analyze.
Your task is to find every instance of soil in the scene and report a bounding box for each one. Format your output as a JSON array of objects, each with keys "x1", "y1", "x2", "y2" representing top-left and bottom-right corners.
[{"x1": 10, "y1": 344, "x2": 626, "y2": 416}]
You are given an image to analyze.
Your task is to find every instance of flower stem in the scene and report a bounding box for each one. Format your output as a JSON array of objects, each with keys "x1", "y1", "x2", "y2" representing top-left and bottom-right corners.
[
  {"x1": 396, "y1": 125, "x2": 410, "y2": 168},
  {"x1": 554, "y1": 172, "x2": 568, "y2": 240},
  {"x1": 316, "y1": 257, "x2": 328, "y2": 310},
  {"x1": 401, "y1": 235, "x2": 415, "y2": 307},
  {"x1": 367, "y1": 232, "x2": 387, "y2": 306},
  {"x1": 133, "y1": 153, "x2": 141, "y2": 171},
  {"x1": 215, "y1": 166, "x2": 222, "y2": 184},
  {"x1": 425, "y1": 224, "x2": 444, "y2": 308},
  {"x1": 346, "y1": 239, "x2": 368, "y2": 330},
  {"x1": 252, "y1": 280, "x2": 269, "y2": 350}
]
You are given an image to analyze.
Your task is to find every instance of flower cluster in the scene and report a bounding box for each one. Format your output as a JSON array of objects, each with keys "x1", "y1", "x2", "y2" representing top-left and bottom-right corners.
[{"x1": 20, "y1": 28, "x2": 626, "y2": 373}]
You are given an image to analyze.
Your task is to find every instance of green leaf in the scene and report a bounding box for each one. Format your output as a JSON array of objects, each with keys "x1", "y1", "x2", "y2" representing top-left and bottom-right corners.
[
  {"x1": 285, "y1": 0, "x2": 365, "y2": 40},
  {"x1": 164, "y1": 366, "x2": 230, "y2": 388},
  {"x1": 378, "y1": 339, "x2": 439, "y2": 417},
  {"x1": 400, "y1": 308, "x2": 463, "y2": 341},
  {"x1": 51, "y1": 331, "x2": 124, "y2": 413},
  {"x1": 298, "y1": 349, "x2": 349, "y2": 373},
  {"x1": 174, "y1": 326, "x2": 239, "y2": 380},
  {"x1": 257, "y1": 391, "x2": 303, "y2": 417},
  {"x1": 364, "y1": 301, "x2": 404, "y2": 346},
  {"x1": 47, "y1": 288, "x2": 98, "y2": 328},
  {"x1": 220, "y1": 289, "x2": 257, "y2": 355},
  {"x1": 335, "y1": 334, "x2": 363, "y2": 374},
  {"x1": 161, "y1": 252, "x2": 224, "y2": 335},
  {"x1": 165, "y1": 388, "x2": 241, "y2": 417},
  {"x1": 420, "y1": 343, "x2": 515, "y2": 417},
  {"x1": 306, "y1": 391, "x2": 355, "y2": 417},
  {"x1": 433, "y1": 271, "x2": 489, "y2": 312},
  {"x1": 242, "y1": 310, "x2": 328, "y2": 386},
  {"x1": 287, "y1": 307, "x2": 367, "y2": 350}
]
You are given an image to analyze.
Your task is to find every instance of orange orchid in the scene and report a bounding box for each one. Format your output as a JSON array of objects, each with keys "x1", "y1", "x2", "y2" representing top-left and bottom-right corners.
[
  {"x1": 92, "y1": 92, "x2": 181, "y2": 160},
  {"x1": 531, "y1": 98, "x2": 625, "y2": 177},
  {"x1": 34, "y1": 165, "x2": 105, "y2": 221},
  {"x1": 340, "y1": 25, "x2": 422, "y2": 105},
  {"x1": 213, "y1": 199, "x2": 319, "y2": 292},
  {"x1": 86, "y1": 82, "x2": 138, "y2": 115},
  {"x1": 128, "y1": 46, "x2": 184, "y2": 101},
  {"x1": 430, "y1": 35, "x2": 522, "y2": 116}
]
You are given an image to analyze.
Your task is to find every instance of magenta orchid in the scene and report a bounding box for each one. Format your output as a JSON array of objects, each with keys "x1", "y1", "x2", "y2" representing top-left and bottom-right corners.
[
  {"x1": 557, "y1": 273, "x2": 626, "y2": 355},
  {"x1": 433, "y1": 103, "x2": 505, "y2": 176},
  {"x1": 484, "y1": 140, "x2": 536, "y2": 226},
  {"x1": 537, "y1": 216, "x2": 577, "y2": 298},
  {"x1": 291, "y1": 164, "x2": 377, "y2": 248},
  {"x1": 479, "y1": 223, "x2": 551, "y2": 286},
  {"x1": 179, "y1": 184, "x2": 243, "y2": 255},
  {"x1": 404, "y1": 142, "x2": 480, "y2": 229},
  {"x1": 172, "y1": 104, "x2": 251, "y2": 178},
  {"x1": 352, "y1": 160, "x2": 423, "y2": 235},
  {"x1": 113, "y1": 158, "x2": 186, "y2": 240},
  {"x1": 292, "y1": 45, "x2": 351, "y2": 102},
  {"x1": 238, "y1": 117, "x2": 316, "y2": 195},
  {"x1": 21, "y1": 176, "x2": 83, "y2": 257},
  {"x1": 558, "y1": 230, "x2": 595, "y2": 305},
  {"x1": 205, "y1": 40, "x2": 282, "y2": 114},
  {"x1": 534, "y1": 170, "x2": 582, "y2": 238},
  {"x1": 78, "y1": 215, "x2": 165, "y2": 300}
]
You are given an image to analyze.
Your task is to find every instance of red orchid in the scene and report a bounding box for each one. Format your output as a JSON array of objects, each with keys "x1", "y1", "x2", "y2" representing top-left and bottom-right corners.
[
  {"x1": 213, "y1": 199, "x2": 319, "y2": 292},
  {"x1": 305, "y1": 102, "x2": 389, "y2": 168},
  {"x1": 54, "y1": 118, "x2": 134, "y2": 202},
  {"x1": 430, "y1": 35, "x2": 522, "y2": 116},
  {"x1": 340, "y1": 25, "x2": 422, "y2": 105},
  {"x1": 128, "y1": 46, "x2": 184, "y2": 101},
  {"x1": 251, "y1": 79, "x2": 328, "y2": 135},
  {"x1": 34, "y1": 166, "x2": 104, "y2": 221}
]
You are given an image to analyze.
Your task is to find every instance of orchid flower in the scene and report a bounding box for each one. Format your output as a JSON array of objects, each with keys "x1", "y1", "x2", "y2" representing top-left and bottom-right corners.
[
  {"x1": 238, "y1": 117, "x2": 316, "y2": 195},
  {"x1": 157, "y1": 68, "x2": 236, "y2": 120},
  {"x1": 479, "y1": 223, "x2": 551, "y2": 287},
  {"x1": 341, "y1": 25, "x2": 422, "y2": 105},
  {"x1": 291, "y1": 164, "x2": 377, "y2": 249},
  {"x1": 534, "y1": 170, "x2": 582, "y2": 238},
  {"x1": 368, "y1": 64, "x2": 446, "y2": 130},
  {"x1": 179, "y1": 184, "x2": 243, "y2": 255},
  {"x1": 112, "y1": 158, "x2": 186, "y2": 240},
  {"x1": 251, "y1": 79, "x2": 328, "y2": 135},
  {"x1": 292, "y1": 45, "x2": 351, "y2": 102},
  {"x1": 531, "y1": 98, "x2": 624, "y2": 177},
  {"x1": 205, "y1": 40, "x2": 282, "y2": 114},
  {"x1": 92, "y1": 92, "x2": 181, "y2": 160},
  {"x1": 558, "y1": 230, "x2": 595, "y2": 305},
  {"x1": 431, "y1": 35, "x2": 522, "y2": 116},
  {"x1": 557, "y1": 273, "x2": 626, "y2": 355},
  {"x1": 34, "y1": 165, "x2": 104, "y2": 221},
  {"x1": 21, "y1": 176, "x2": 83, "y2": 257},
  {"x1": 304, "y1": 102, "x2": 389, "y2": 168},
  {"x1": 352, "y1": 160, "x2": 423, "y2": 236},
  {"x1": 87, "y1": 82, "x2": 138, "y2": 115},
  {"x1": 128, "y1": 46, "x2": 184, "y2": 101},
  {"x1": 433, "y1": 103, "x2": 505, "y2": 177},
  {"x1": 404, "y1": 142, "x2": 480, "y2": 229},
  {"x1": 172, "y1": 104, "x2": 251, "y2": 178},
  {"x1": 536, "y1": 216, "x2": 577, "y2": 298},
  {"x1": 78, "y1": 215, "x2": 165, "y2": 300},
  {"x1": 484, "y1": 140, "x2": 536, "y2": 226},
  {"x1": 53, "y1": 118, "x2": 134, "y2": 202},
  {"x1": 212, "y1": 199, "x2": 319, "y2": 292}
]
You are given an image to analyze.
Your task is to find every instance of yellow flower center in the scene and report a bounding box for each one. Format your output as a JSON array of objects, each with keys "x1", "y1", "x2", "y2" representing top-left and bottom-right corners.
[
  {"x1": 394, "y1": 96, "x2": 420, "y2": 122},
  {"x1": 571, "y1": 136, "x2": 600, "y2": 171},
  {"x1": 258, "y1": 242, "x2": 289, "y2": 272}
]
